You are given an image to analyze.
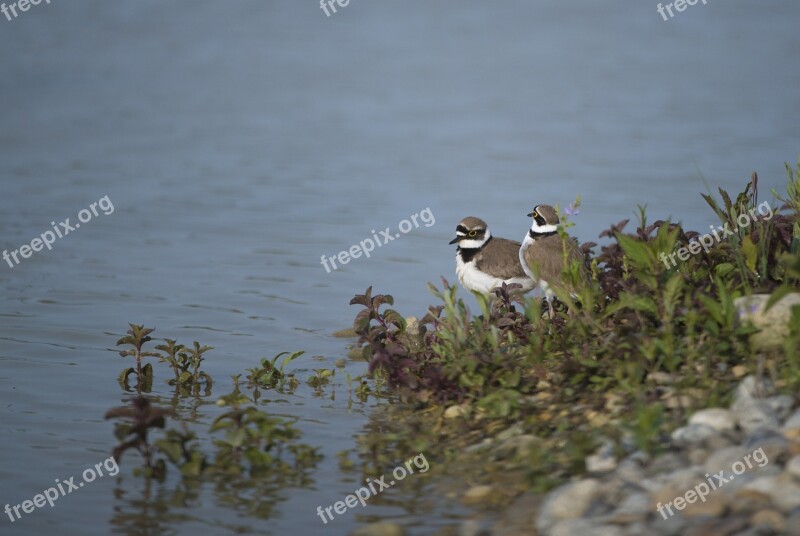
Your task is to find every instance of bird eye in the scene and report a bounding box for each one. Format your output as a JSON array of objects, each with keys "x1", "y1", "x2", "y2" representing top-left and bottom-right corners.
[
  {"x1": 468, "y1": 230, "x2": 477, "y2": 237},
  {"x1": 533, "y1": 211, "x2": 539, "y2": 218}
]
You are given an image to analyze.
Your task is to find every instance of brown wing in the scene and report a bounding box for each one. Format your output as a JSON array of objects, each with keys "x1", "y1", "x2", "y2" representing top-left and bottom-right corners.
[
  {"x1": 524, "y1": 235, "x2": 586, "y2": 288},
  {"x1": 475, "y1": 237, "x2": 527, "y2": 279}
]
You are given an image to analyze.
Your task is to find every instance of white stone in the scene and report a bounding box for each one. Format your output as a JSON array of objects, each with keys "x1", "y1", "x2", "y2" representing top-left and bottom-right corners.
[
  {"x1": 734, "y1": 293, "x2": 800, "y2": 351},
  {"x1": 689, "y1": 408, "x2": 736, "y2": 433},
  {"x1": 536, "y1": 479, "x2": 603, "y2": 533},
  {"x1": 670, "y1": 423, "x2": 718, "y2": 447}
]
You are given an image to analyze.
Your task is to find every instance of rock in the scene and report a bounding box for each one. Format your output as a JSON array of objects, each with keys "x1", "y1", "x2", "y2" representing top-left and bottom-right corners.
[
  {"x1": 622, "y1": 523, "x2": 648, "y2": 536},
  {"x1": 536, "y1": 479, "x2": 603, "y2": 533},
  {"x1": 549, "y1": 520, "x2": 625, "y2": 536},
  {"x1": 651, "y1": 468, "x2": 729, "y2": 518},
  {"x1": 458, "y1": 519, "x2": 484, "y2": 536},
  {"x1": 731, "y1": 376, "x2": 783, "y2": 435},
  {"x1": 444, "y1": 405, "x2": 468, "y2": 419},
  {"x1": 614, "y1": 457, "x2": 648, "y2": 486},
  {"x1": 731, "y1": 365, "x2": 749, "y2": 378},
  {"x1": 607, "y1": 492, "x2": 649, "y2": 524},
  {"x1": 462, "y1": 485, "x2": 494, "y2": 505},
  {"x1": 682, "y1": 518, "x2": 748, "y2": 536},
  {"x1": 664, "y1": 393, "x2": 698, "y2": 410},
  {"x1": 495, "y1": 424, "x2": 525, "y2": 442},
  {"x1": 671, "y1": 424, "x2": 719, "y2": 447},
  {"x1": 490, "y1": 493, "x2": 540, "y2": 536},
  {"x1": 735, "y1": 375, "x2": 775, "y2": 402},
  {"x1": 647, "y1": 372, "x2": 678, "y2": 385},
  {"x1": 676, "y1": 489, "x2": 728, "y2": 518},
  {"x1": 687, "y1": 446, "x2": 710, "y2": 466},
  {"x1": 586, "y1": 442, "x2": 618, "y2": 474},
  {"x1": 740, "y1": 474, "x2": 800, "y2": 513},
  {"x1": 351, "y1": 522, "x2": 406, "y2": 536},
  {"x1": 704, "y1": 446, "x2": 749, "y2": 474},
  {"x1": 689, "y1": 408, "x2": 736, "y2": 433},
  {"x1": 785, "y1": 510, "x2": 800, "y2": 536},
  {"x1": 750, "y1": 509, "x2": 785, "y2": 533},
  {"x1": 732, "y1": 398, "x2": 780, "y2": 434},
  {"x1": 769, "y1": 475, "x2": 800, "y2": 512},
  {"x1": 649, "y1": 512, "x2": 687, "y2": 536},
  {"x1": 783, "y1": 409, "x2": 800, "y2": 432},
  {"x1": 719, "y1": 473, "x2": 767, "y2": 514},
  {"x1": 743, "y1": 429, "x2": 790, "y2": 464},
  {"x1": 494, "y1": 434, "x2": 538, "y2": 459},
  {"x1": 647, "y1": 452, "x2": 690, "y2": 476},
  {"x1": 734, "y1": 293, "x2": 800, "y2": 351},
  {"x1": 786, "y1": 455, "x2": 800, "y2": 478},
  {"x1": 766, "y1": 395, "x2": 796, "y2": 422}
]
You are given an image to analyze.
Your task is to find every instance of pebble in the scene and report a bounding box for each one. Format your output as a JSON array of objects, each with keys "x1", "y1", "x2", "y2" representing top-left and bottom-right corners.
[
  {"x1": 734, "y1": 375, "x2": 774, "y2": 402},
  {"x1": 732, "y1": 399, "x2": 780, "y2": 434},
  {"x1": 586, "y1": 442, "x2": 618, "y2": 473},
  {"x1": 462, "y1": 485, "x2": 495, "y2": 505},
  {"x1": 506, "y1": 377, "x2": 800, "y2": 536},
  {"x1": 743, "y1": 429, "x2": 790, "y2": 464},
  {"x1": 683, "y1": 518, "x2": 748, "y2": 536},
  {"x1": 549, "y1": 519, "x2": 625, "y2": 536},
  {"x1": 607, "y1": 492, "x2": 649, "y2": 524},
  {"x1": 786, "y1": 455, "x2": 800, "y2": 478},
  {"x1": 734, "y1": 293, "x2": 800, "y2": 351},
  {"x1": 689, "y1": 408, "x2": 736, "y2": 433},
  {"x1": 444, "y1": 405, "x2": 468, "y2": 419},
  {"x1": 535, "y1": 479, "x2": 603, "y2": 533},
  {"x1": 351, "y1": 522, "x2": 406, "y2": 536},
  {"x1": 750, "y1": 509, "x2": 785, "y2": 532},
  {"x1": 459, "y1": 519, "x2": 485, "y2": 536},
  {"x1": 670, "y1": 423, "x2": 718, "y2": 447},
  {"x1": 782, "y1": 409, "x2": 800, "y2": 432},
  {"x1": 784, "y1": 511, "x2": 800, "y2": 536},
  {"x1": 765, "y1": 394, "x2": 795, "y2": 421},
  {"x1": 704, "y1": 445, "x2": 749, "y2": 474}
]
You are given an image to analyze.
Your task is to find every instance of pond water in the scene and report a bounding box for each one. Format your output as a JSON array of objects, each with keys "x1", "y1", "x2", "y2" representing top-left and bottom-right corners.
[{"x1": 1, "y1": 1, "x2": 798, "y2": 534}]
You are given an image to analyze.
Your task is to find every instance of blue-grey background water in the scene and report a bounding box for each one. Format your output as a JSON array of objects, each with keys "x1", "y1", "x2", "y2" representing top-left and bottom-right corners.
[{"x1": 1, "y1": 1, "x2": 798, "y2": 534}]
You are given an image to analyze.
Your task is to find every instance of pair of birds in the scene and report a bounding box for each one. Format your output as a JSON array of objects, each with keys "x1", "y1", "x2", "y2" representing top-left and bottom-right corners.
[{"x1": 449, "y1": 204, "x2": 585, "y2": 309}]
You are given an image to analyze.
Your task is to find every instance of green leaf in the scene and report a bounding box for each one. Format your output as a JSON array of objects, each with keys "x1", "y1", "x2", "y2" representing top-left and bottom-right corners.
[
  {"x1": 699, "y1": 294, "x2": 724, "y2": 325},
  {"x1": 616, "y1": 234, "x2": 653, "y2": 269},
  {"x1": 765, "y1": 285, "x2": 795, "y2": 312},
  {"x1": 226, "y1": 428, "x2": 246, "y2": 448},
  {"x1": 118, "y1": 368, "x2": 135, "y2": 382},
  {"x1": 740, "y1": 236, "x2": 757, "y2": 272}
]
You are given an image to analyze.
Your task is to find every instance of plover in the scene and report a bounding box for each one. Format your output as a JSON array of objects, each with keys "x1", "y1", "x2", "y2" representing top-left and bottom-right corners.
[
  {"x1": 519, "y1": 205, "x2": 586, "y2": 313},
  {"x1": 450, "y1": 216, "x2": 535, "y2": 295}
]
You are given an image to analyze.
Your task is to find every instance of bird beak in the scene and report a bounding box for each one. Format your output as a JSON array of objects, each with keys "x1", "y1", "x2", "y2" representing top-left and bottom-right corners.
[
  {"x1": 448, "y1": 236, "x2": 460, "y2": 245},
  {"x1": 527, "y1": 212, "x2": 534, "y2": 217}
]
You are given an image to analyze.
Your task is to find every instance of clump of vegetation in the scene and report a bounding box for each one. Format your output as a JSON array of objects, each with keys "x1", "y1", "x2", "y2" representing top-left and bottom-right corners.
[
  {"x1": 105, "y1": 396, "x2": 175, "y2": 478},
  {"x1": 117, "y1": 324, "x2": 161, "y2": 392},
  {"x1": 211, "y1": 383, "x2": 322, "y2": 478},
  {"x1": 117, "y1": 325, "x2": 215, "y2": 394},
  {"x1": 349, "y1": 163, "x2": 800, "y2": 491},
  {"x1": 244, "y1": 351, "x2": 302, "y2": 401},
  {"x1": 107, "y1": 325, "x2": 324, "y2": 498}
]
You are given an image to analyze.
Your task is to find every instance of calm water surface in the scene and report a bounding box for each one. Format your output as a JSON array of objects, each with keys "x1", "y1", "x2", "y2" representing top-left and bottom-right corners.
[{"x1": 1, "y1": 1, "x2": 799, "y2": 534}]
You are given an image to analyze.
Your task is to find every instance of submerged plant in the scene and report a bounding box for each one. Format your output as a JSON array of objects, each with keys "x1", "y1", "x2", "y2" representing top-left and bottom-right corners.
[
  {"x1": 117, "y1": 324, "x2": 160, "y2": 392},
  {"x1": 244, "y1": 351, "x2": 302, "y2": 399},
  {"x1": 155, "y1": 339, "x2": 189, "y2": 385},
  {"x1": 210, "y1": 383, "x2": 322, "y2": 477},
  {"x1": 105, "y1": 396, "x2": 174, "y2": 478}
]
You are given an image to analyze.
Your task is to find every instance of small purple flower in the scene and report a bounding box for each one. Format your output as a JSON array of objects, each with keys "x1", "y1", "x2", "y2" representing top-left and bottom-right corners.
[{"x1": 565, "y1": 204, "x2": 580, "y2": 216}]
